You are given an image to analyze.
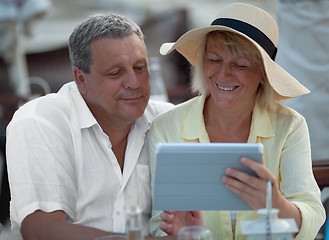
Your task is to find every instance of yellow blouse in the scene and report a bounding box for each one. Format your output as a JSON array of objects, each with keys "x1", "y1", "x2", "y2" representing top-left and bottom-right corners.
[{"x1": 148, "y1": 95, "x2": 325, "y2": 240}]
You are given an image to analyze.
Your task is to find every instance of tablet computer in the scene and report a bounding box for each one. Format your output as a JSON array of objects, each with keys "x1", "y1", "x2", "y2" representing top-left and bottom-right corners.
[{"x1": 153, "y1": 142, "x2": 263, "y2": 211}]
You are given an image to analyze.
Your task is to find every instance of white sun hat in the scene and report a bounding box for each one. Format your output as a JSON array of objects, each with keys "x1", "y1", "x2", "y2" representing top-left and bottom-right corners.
[{"x1": 160, "y1": 3, "x2": 309, "y2": 101}]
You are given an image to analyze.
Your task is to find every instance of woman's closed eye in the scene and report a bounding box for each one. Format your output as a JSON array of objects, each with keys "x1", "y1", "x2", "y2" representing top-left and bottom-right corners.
[
  {"x1": 233, "y1": 63, "x2": 248, "y2": 70},
  {"x1": 233, "y1": 57, "x2": 252, "y2": 70},
  {"x1": 208, "y1": 57, "x2": 223, "y2": 63}
]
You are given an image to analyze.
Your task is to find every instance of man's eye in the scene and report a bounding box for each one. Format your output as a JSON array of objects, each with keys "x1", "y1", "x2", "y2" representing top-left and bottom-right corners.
[
  {"x1": 135, "y1": 66, "x2": 146, "y2": 72},
  {"x1": 107, "y1": 71, "x2": 120, "y2": 77},
  {"x1": 109, "y1": 72, "x2": 119, "y2": 76}
]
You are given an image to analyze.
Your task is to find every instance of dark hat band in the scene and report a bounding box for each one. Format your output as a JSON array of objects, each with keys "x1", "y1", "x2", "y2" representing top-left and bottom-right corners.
[{"x1": 211, "y1": 18, "x2": 277, "y2": 60}]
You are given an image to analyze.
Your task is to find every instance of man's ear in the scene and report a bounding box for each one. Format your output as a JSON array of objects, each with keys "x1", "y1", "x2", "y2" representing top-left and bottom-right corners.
[
  {"x1": 73, "y1": 67, "x2": 87, "y2": 94},
  {"x1": 260, "y1": 77, "x2": 265, "y2": 85}
]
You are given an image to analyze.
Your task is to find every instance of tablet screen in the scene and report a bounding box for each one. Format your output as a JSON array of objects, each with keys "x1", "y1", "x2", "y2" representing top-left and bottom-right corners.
[{"x1": 153, "y1": 142, "x2": 263, "y2": 211}]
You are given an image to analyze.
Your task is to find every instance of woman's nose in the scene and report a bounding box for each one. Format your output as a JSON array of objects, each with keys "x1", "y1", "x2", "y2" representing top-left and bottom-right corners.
[{"x1": 217, "y1": 64, "x2": 233, "y2": 79}]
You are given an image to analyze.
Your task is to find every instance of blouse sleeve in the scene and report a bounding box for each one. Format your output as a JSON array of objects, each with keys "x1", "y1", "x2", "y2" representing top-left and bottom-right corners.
[
  {"x1": 147, "y1": 117, "x2": 169, "y2": 237},
  {"x1": 279, "y1": 115, "x2": 325, "y2": 240}
]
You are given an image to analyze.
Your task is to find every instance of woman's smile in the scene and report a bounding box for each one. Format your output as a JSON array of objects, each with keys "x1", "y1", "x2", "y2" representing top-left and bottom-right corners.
[{"x1": 215, "y1": 82, "x2": 238, "y2": 91}]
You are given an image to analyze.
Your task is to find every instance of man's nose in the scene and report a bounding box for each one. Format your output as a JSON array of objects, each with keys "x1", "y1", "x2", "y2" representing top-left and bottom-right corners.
[{"x1": 123, "y1": 70, "x2": 141, "y2": 89}]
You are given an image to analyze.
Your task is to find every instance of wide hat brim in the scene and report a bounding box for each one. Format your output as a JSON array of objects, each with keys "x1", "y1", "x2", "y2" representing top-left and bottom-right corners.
[{"x1": 160, "y1": 4, "x2": 309, "y2": 101}]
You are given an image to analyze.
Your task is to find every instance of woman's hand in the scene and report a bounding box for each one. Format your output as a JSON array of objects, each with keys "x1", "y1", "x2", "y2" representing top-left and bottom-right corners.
[
  {"x1": 159, "y1": 211, "x2": 203, "y2": 235},
  {"x1": 222, "y1": 157, "x2": 301, "y2": 228},
  {"x1": 222, "y1": 157, "x2": 283, "y2": 209}
]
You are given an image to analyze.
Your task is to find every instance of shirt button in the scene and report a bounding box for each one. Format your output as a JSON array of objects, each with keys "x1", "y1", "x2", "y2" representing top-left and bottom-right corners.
[{"x1": 116, "y1": 211, "x2": 120, "y2": 215}]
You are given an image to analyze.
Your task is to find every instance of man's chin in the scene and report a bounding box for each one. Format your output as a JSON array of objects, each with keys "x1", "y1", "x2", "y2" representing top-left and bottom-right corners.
[{"x1": 124, "y1": 104, "x2": 147, "y2": 120}]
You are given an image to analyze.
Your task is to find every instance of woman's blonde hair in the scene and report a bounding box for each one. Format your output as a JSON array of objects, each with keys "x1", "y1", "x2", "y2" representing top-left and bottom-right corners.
[{"x1": 191, "y1": 31, "x2": 278, "y2": 110}]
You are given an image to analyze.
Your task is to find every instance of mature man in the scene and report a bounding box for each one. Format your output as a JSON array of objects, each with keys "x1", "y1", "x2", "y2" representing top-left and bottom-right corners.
[{"x1": 6, "y1": 13, "x2": 173, "y2": 240}]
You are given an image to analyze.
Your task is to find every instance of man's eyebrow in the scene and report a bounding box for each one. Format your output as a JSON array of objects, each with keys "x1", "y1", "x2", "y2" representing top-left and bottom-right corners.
[{"x1": 136, "y1": 58, "x2": 148, "y2": 64}]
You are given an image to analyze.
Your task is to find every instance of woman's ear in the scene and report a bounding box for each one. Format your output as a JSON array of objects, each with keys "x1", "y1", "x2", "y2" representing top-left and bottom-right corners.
[{"x1": 73, "y1": 67, "x2": 87, "y2": 94}]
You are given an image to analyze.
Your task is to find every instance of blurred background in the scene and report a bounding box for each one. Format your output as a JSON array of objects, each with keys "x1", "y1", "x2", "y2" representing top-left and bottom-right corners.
[
  {"x1": 1, "y1": 0, "x2": 329, "y2": 239},
  {"x1": 0, "y1": 0, "x2": 278, "y2": 130}
]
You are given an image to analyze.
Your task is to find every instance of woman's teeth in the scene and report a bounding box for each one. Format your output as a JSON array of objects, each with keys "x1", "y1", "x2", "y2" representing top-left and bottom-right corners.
[{"x1": 217, "y1": 84, "x2": 236, "y2": 91}]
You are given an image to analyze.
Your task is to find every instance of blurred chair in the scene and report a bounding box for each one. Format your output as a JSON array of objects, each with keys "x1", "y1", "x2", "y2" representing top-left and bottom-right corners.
[
  {"x1": 313, "y1": 160, "x2": 329, "y2": 190},
  {"x1": 0, "y1": 134, "x2": 9, "y2": 225},
  {"x1": 313, "y1": 159, "x2": 329, "y2": 239},
  {"x1": 0, "y1": 0, "x2": 52, "y2": 100},
  {"x1": 325, "y1": 221, "x2": 329, "y2": 240}
]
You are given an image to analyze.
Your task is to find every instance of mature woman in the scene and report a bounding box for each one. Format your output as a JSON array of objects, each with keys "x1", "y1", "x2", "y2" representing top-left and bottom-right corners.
[{"x1": 148, "y1": 3, "x2": 325, "y2": 240}]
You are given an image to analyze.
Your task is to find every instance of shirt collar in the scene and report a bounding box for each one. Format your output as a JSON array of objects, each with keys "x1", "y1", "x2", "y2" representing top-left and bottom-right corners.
[
  {"x1": 181, "y1": 95, "x2": 275, "y2": 142},
  {"x1": 248, "y1": 99, "x2": 275, "y2": 143},
  {"x1": 67, "y1": 82, "x2": 98, "y2": 129},
  {"x1": 130, "y1": 104, "x2": 155, "y2": 135},
  {"x1": 181, "y1": 95, "x2": 209, "y2": 142}
]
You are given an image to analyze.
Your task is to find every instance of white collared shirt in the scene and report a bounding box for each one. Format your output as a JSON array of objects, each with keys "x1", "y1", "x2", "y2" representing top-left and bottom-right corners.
[{"x1": 6, "y1": 81, "x2": 173, "y2": 236}]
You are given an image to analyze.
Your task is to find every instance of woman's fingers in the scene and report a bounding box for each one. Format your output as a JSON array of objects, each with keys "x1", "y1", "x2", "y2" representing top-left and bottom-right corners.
[
  {"x1": 160, "y1": 211, "x2": 174, "y2": 223},
  {"x1": 159, "y1": 222, "x2": 172, "y2": 229},
  {"x1": 159, "y1": 211, "x2": 204, "y2": 235},
  {"x1": 240, "y1": 157, "x2": 275, "y2": 182},
  {"x1": 191, "y1": 211, "x2": 203, "y2": 222},
  {"x1": 159, "y1": 222, "x2": 173, "y2": 235},
  {"x1": 224, "y1": 179, "x2": 266, "y2": 209},
  {"x1": 222, "y1": 157, "x2": 278, "y2": 209},
  {"x1": 159, "y1": 211, "x2": 176, "y2": 235},
  {"x1": 223, "y1": 167, "x2": 266, "y2": 193},
  {"x1": 224, "y1": 157, "x2": 275, "y2": 187}
]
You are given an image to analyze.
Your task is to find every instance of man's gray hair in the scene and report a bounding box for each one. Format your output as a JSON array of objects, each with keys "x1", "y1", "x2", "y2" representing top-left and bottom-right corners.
[{"x1": 68, "y1": 13, "x2": 145, "y2": 73}]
